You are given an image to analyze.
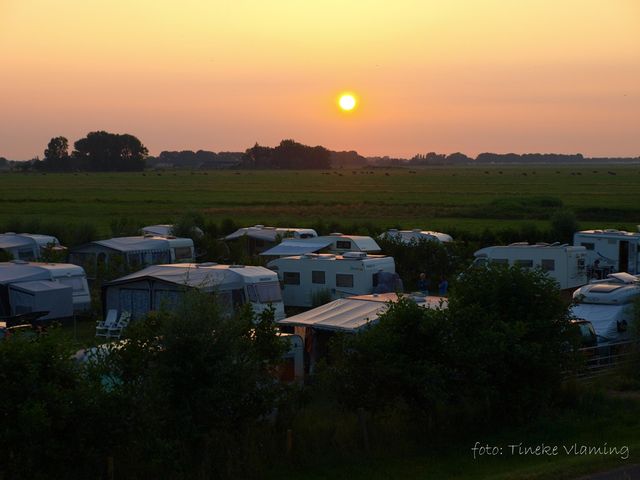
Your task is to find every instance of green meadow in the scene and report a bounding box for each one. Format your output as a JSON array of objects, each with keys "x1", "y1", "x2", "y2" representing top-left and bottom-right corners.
[{"x1": 1, "y1": 165, "x2": 639, "y2": 237}]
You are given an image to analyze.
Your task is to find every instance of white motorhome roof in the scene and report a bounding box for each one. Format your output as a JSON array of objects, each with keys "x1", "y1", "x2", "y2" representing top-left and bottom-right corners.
[
  {"x1": 90, "y1": 236, "x2": 193, "y2": 253},
  {"x1": 269, "y1": 252, "x2": 389, "y2": 263},
  {"x1": 18, "y1": 234, "x2": 60, "y2": 247},
  {"x1": 572, "y1": 273, "x2": 640, "y2": 304},
  {"x1": 260, "y1": 239, "x2": 334, "y2": 256},
  {"x1": 0, "y1": 234, "x2": 37, "y2": 250},
  {"x1": 576, "y1": 229, "x2": 640, "y2": 239},
  {"x1": 225, "y1": 226, "x2": 318, "y2": 242},
  {"x1": 278, "y1": 293, "x2": 447, "y2": 333},
  {"x1": 107, "y1": 263, "x2": 278, "y2": 289},
  {"x1": 474, "y1": 243, "x2": 584, "y2": 257},
  {"x1": 260, "y1": 235, "x2": 381, "y2": 256},
  {"x1": 382, "y1": 229, "x2": 453, "y2": 244}
]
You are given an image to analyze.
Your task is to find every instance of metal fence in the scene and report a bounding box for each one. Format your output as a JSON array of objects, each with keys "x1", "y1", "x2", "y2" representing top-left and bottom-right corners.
[{"x1": 573, "y1": 340, "x2": 639, "y2": 380}]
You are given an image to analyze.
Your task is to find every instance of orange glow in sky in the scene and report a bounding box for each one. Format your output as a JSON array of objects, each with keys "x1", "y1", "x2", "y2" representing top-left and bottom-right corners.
[{"x1": 0, "y1": 0, "x2": 639, "y2": 159}]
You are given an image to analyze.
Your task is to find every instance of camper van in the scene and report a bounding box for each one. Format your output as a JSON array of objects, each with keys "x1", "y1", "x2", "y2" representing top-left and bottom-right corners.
[
  {"x1": 380, "y1": 229, "x2": 453, "y2": 244},
  {"x1": 570, "y1": 272, "x2": 640, "y2": 345},
  {"x1": 0, "y1": 261, "x2": 91, "y2": 319},
  {"x1": 573, "y1": 229, "x2": 640, "y2": 276},
  {"x1": 267, "y1": 252, "x2": 397, "y2": 308},
  {"x1": 225, "y1": 225, "x2": 318, "y2": 255},
  {"x1": 69, "y1": 235, "x2": 195, "y2": 279},
  {"x1": 0, "y1": 233, "x2": 63, "y2": 261},
  {"x1": 260, "y1": 233, "x2": 381, "y2": 257},
  {"x1": 103, "y1": 263, "x2": 285, "y2": 321},
  {"x1": 473, "y1": 243, "x2": 588, "y2": 290}
]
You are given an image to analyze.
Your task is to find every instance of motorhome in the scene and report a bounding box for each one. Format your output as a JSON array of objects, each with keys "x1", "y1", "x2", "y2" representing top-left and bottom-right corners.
[
  {"x1": 102, "y1": 263, "x2": 285, "y2": 321},
  {"x1": 380, "y1": 229, "x2": 453, "y2": 244},
  {"x1": 570, "y1": 272, "x2": 640, "y2": 345},
  {"x1": 0, "y1": 260, "x2": 91, "y2": 319},
  {"x1": 69, "y1": 235, "x2": 195, "y2": 279},
  {"x1": 0, "y1": 232, "x2": 64, "y2": 261},
  {"x1": 473, "y1": 243, "x2": 588, "y2": 290},
  {"x1": 225, "y1": 225, "x2": 318, "y2": 255},
  {"x1": 267, "y1": 252, "x2": 397, "y2": 308},
  {"x1": 573, "y1": 229, "x2": 640, "y2": 276},
  {"x1": 260, "y1": 233, "x2": 381, "y2": 257}
]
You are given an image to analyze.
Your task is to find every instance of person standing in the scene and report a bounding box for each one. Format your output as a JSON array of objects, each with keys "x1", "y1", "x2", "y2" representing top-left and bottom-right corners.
[{"x1": 417, "y1": 272, "x2": 429, "y2": 295}]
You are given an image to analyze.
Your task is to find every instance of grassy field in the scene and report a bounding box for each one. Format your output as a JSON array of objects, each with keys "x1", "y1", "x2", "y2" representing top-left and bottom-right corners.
[{"x1": 1, "y1": 165, "x2": 639, "y2": 238}]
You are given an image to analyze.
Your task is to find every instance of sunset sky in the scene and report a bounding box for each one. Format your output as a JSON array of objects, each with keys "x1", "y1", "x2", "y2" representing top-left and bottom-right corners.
[{"x1": 1, "y1": 0, "x2": 639, "y2": 159}]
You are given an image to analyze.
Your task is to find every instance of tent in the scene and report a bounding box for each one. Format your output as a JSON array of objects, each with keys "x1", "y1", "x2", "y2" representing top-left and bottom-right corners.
[
  {"x1": 8, "y1": 281, "x2": 73, "y2": 320},
  {"x1": 278, "y1": 293, "x2": 448, "y2": 333}
]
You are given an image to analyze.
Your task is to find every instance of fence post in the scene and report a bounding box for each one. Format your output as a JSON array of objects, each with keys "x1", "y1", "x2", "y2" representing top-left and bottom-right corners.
[
  {"x1": 107, "y1": 456, "x2": 114, "y2": 480},
  {"x1": 286, "y1": 428, "x2": 293, "y2": 460},
  {"x1": 357, "y1": 407, "x2": 370, "y2": 454}
]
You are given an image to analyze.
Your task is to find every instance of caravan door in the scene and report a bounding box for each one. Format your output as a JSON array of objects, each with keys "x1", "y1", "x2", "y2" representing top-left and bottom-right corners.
[{"x1": 619, "y1": 241, "x2": 630, "y2": 274}]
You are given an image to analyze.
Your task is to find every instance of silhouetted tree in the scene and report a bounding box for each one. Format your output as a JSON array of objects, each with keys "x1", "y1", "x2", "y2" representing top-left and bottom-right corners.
[
  {"x1": 41, "y1": 136, "x2": 73, "y2": 171},
  {"x1": 72, "y1": 131, "x2": 147, "y2": 171}
]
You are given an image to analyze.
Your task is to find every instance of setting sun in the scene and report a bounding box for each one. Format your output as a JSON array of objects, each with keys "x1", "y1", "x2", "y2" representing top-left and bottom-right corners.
[{"x1": 338, "y1": 94, "x2": 357, "y2": 111}]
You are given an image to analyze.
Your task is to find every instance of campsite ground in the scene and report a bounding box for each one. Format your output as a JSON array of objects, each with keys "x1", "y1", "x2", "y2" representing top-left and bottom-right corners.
[
  {"x1": 267, "y1": 382, "x2": 640, "y2": 480},
  {"x1": 1, "y1": 165, "x2": 639, "y2": 236}
]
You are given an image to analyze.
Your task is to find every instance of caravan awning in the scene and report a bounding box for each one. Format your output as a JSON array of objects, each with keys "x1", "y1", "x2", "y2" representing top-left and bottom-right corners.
[
  {"x1": 8, "y1": 281, "x2": 73, "y2": 320},
  {"x1": 260, "y1": 239, "x2": 333, "y2": 256},
  {"x1": 278, "y1": 298, "x2": 388, "y2": 333}
]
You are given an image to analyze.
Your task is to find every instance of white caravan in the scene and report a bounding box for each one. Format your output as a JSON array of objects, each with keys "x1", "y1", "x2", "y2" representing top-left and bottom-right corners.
[
  {"x1": 570, "y1": 272, "x2": 640, "y2": 345},
  {"x1": 473, "y1": 243, "x2": 588, "y2": 290},
  {"x1": 260, "y1": 233, "x2": 381, "y2": 257},
  {"x1": 573, "y1": 229, "x2": 640, "y2": 276},
  {"x1": 380, "y1": 229, "x2": 453, "y2": 244},
  {"x1": 69, "y1": 235, "x2": 195, "y2": 278},
  {"x1": 0, "y1": 232, "x2": 63, "y2": 261},
  {"x1": 267, "y1": 252, "x2": 397, "y2": 308},
  {"x1": 103, "y1": 263, "x2": 285, "y2": 321},
  {"x1": 225, "y1": 225, "x2": 318, "y2": 255},
  {"x1": 0, "y1": 260, "x2": 91, "y2": 318}
]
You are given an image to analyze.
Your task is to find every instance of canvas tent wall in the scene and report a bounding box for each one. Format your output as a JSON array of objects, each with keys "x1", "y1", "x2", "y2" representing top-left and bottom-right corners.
[
  {"x1": 260, "y1": 234, "x2": 381, "y2": 257},
  {"x1": 103, "y1": 263, "x2": 285, "y2": 321},
  {"x1": 70, "y1": 235, "x2": 195, "y2": 279}
]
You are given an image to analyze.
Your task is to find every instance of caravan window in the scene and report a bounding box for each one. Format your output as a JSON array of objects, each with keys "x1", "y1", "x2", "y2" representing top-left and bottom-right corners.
[
  {"x1": 256, "y1": 282, "x2": 282, "y2": 303},
  {"x1": 581, "y1": 242, "x2": 595, "y2": 250},
  {"x1": 336, "y1": 240, "x2": 351, "y2": 250},
  {"x1": 283, "y1": 272, "x2": 300, "y2": 285},
  {"x1": 173, "y1": 247, "x2": 192, "y2": 261},
  {"x1": 312, "y1": 270, "x2": 325, "y2": 284},
  {"x1": 514, "y1": 260, "x2": 533, "y2": 268},
  {"x1": 59, "y1": 277, "x2": 86, "y2": 293},
  {"x1": 336, "y1": 274, "x2": 354, "y2": 288},
  {"x1": 232, "y1": 288, "x2": 246, "y2": 307},
  {"x1": 18, "y1": 249, "x2": 34, "y2": 260},
  {"x1": 152, "y1": 250, "x2": 172, "y2": 264},
  {"x1": 541, "y1": 259, "x2": 555, "y2": 272},
  {"x1": 246, "y1": 285, "x2": 259, "y2": 302}
]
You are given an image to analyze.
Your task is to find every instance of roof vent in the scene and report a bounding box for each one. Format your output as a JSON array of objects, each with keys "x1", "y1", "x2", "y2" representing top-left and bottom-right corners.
[
  {"x1": 143, "y1": 233, "x2": 155, "y2": 238},
  {"x1": 197, "y1": 262, "x2": 217, "y2": 267},
  {"x1": 254, "y1": 225, "x2": 264, "y2": 229},
  {"x1": 229, "y1": 264, "x2": 245, "y2": 268},
  {"x1": 10, "y1": 260, "x2": 29, "y2": 265},
  {"x1": 343, "y1": 251, "x2": 367, "y2": 260},
  {"x1": 329, "y1": 232, "x2": 343, "y2": 236},
  {"x1": 411, "y1": 228, "x2": 422, "y2": 233}
]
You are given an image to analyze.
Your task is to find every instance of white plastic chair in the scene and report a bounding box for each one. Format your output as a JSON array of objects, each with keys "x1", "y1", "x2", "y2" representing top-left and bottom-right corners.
[
  {"x1": 96, "y1": 310, "x2": 118, "y2": 338},
  {"x1": 107, "y1": 311, "x2": 131, "y2": 340}
]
